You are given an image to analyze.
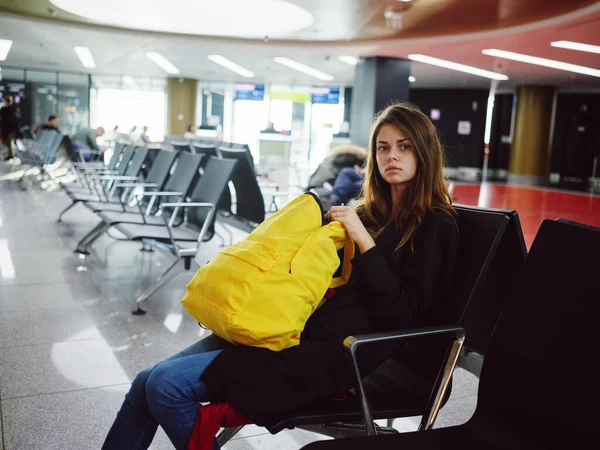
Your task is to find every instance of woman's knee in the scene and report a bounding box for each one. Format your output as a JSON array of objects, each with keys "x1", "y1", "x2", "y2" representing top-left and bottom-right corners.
[
  {"x1": 126, "y1": 366, "x2": 154, "y2": 405},
  {"x1": 145, "y1": 363, "x2": 184, "y2": 411}
]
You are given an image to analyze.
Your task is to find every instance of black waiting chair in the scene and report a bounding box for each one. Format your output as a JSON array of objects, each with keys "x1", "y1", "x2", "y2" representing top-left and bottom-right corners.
[
  {"x1": 217, "y1": 205, "x2": 514, "y2": 444},
  {"x1": 74, "y1": 152, "x2": 205, "y2": 255},
  {"x1": 300, "y1": 218, "x2": 600, "y2": 450},
  {"x1": 59, "y1": 144, "x2": 135, "y2": 200},
  {"x1": 57, "y1": 146, "x2": 147, "y2": 221},
  {"x1": 191, "y1": 142, "x2": 219, "y2": 159},
  {"x1": 66, "y1": 143, "x2": 127, "y2": 192},
  {"x1": 455, "y1": 205, "x2": 527, "y2": 358},
  {"x1": 217, "y1": 146, "x2": 266, "y2": 233},
  {"x1": 81, "y1": 149, "x2": 178, "y2": 214},
  {"x1": 171, "y1": 140, "x2": 192, "y2": 153},
  {"x1": 108, "y1": 156, "x2": 237, "y2": 314}
]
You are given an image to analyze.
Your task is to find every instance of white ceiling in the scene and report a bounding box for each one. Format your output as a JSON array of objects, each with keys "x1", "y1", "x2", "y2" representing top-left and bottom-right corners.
[{"x1": 0, "y1": 3, "x2": 599, "y2": 90}]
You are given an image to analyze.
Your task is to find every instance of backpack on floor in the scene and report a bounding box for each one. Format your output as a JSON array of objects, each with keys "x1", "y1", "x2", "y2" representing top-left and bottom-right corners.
[{"x1": 181, "y1": 193, "x2": 354, "y2": 351}]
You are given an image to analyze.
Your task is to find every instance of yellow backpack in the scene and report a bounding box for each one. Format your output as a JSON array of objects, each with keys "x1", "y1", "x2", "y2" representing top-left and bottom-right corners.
[{"x1": 181, "y1": 193, "x2": 354, "y2": 351}]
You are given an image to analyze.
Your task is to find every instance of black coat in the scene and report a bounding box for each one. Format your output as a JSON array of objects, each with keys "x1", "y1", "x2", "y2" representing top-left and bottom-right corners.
[{"x1": 202, "y1": 209, "x2": 458, "y2": 427}]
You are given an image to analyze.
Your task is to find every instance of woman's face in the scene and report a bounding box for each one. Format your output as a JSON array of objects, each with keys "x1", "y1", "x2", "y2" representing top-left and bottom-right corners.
[{"x1": 375, "y1": 123, "x2": 417, "y2": 187}]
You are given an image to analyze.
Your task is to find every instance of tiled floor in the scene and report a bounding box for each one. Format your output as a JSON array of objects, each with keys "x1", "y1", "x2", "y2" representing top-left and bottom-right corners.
[{"x1": 7, "y1": 163, "x2": 581, "y2": 449}]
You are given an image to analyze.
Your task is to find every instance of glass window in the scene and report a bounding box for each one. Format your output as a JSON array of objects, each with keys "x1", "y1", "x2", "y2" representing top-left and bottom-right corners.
[
  {"x1": 27, "y1": 70, "x2": 59, "y2": 131},
  {"x1": 91, "y1": 75, "x2": 167, "y2": 142},
  {"x1": 58, "y1": 73, "x2": 90, "y2": 136}
]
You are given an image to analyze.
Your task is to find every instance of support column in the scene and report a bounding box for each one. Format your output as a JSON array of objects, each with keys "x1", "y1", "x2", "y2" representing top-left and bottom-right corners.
[
  {"x1": 350, "y1": 57, "x2": 411, "y2": 147},
  {"x1": 508, "y1": 85, "x2": 555, "y2": 185},
  {"x1": 167, "y1": 78, "x2": 197, "y2": 135}
]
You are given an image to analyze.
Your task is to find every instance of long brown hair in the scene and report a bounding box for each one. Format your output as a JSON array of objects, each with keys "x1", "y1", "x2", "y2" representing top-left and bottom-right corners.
[{"x1": 355, "y1": 102, "x2": 455, "y2": 251}]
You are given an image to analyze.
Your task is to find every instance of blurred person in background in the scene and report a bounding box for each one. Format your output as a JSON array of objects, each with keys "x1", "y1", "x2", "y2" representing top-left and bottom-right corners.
[
  {"x1": 184, "y1": 123, "x2": 197, "y2": 139},
  {"x1": 0, "y1": 95, "x2": 20, "y2": 160},
  {"x1": 34, "y1": 115, "x2": 61, "y2": 135},
  {"x1": 139, "y1": 125, "x2": 151, "y2": 144},
  {"x1": 71, "y1": 126, "x2": 106, "y2": 162}
]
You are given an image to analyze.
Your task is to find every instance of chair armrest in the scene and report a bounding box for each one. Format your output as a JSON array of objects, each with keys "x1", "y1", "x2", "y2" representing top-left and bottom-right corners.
[
  {"x1": 113, "y1": 182, "x2": 158, "y2": 188},
  {"x1": 156, "y1": 202, "x2": 217, "y2": 253},
  {"x1": 73, "y1": 162, "x2": 105, "y2": 168},
  {"x1": 160, "y1": 202, "x2": 215, "y2": 208},
  {"x1": 343, "y1": 325, "x2": 465, "y2": 436},
  {"x1": 80, "y1": 168, "x2": 118, "y2": 173},
  {"x1": 136, "y1": 191, "x2": 183, "y2": 197},
  {"x1": 92, "y1": 175, "x2": 139, "y2": 181}
]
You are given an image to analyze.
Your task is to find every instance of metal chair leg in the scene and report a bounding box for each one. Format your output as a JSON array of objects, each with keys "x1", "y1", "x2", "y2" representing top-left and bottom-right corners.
[
  {"x1": 75, "y1": 221, "x2": 111, "y2": 254},
  {"x1": 216, "y1": 426, "x2": 245, "y2": 446},
  {"x1": 132, "y1": 256, "x2": 181, "y2": 315},
  {"x1": 57, "y1": 202, "x2": 77, "y2": 222}
]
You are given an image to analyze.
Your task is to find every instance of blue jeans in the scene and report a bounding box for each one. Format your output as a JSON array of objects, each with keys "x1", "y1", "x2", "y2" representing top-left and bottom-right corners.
[
  {"x1": 102, "y1": 334, "x2": 231, "y2": 450},
  {"x1": 72, "y1": 139, "x2": 95, "y2": 162}
]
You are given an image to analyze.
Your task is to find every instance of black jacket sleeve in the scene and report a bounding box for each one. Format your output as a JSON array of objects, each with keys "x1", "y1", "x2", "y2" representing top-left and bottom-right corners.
[{"x1": 351, "y1": 211, "x2": 458, "y2": 331}]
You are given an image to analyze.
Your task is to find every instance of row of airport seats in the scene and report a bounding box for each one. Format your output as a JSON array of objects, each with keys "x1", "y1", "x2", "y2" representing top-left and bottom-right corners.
[
  {"x1": 13, "y1": 129, "x2": 65, "y2": 183},
  {"x1": 56, "y1": 141, "x2": 267, "y2": 313},
  {"x1": 214, "y1": 211, "x2": 600, "y2": 450},
  {"x1": 168, "y1": 138, "x2": 286, "y2": 214},
  {"x1": 297, "y1": 218, "x2": 600, "y2": 450}
]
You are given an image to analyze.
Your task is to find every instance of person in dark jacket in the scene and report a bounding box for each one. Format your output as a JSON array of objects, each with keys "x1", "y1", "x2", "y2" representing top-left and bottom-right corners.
[
  {"x1": 307, "y1": 144, "x2": 367, "y2": 191},
  {"x1": 101, "y1": 102, "x2": 459, "y2": 450},
  {"x1": 0, "y1": 95, "x2": 20, "y2": 160},
  {"x1": 33, "y1": 115, "x2": 61, "y2": 135}
]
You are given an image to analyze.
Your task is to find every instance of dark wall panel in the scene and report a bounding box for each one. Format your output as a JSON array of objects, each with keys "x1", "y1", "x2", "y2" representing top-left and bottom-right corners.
[
  {"x1": 551, "y1": 93, "x2": 600, "y2": 181},
  {"x1": 488, "y1": 94, "x2": 514, "y2": 171},
  {"x1": 409, "y1": 89, "x2": 488, "y2": 168}
]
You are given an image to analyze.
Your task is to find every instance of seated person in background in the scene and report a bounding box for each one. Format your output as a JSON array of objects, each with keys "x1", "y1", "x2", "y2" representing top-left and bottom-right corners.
[
  {"x1": 101, "y1": 102, "x2": 459, "y2": 450},
  {"x1": 332, "y1": 164, "x2": 365, "y2": 204},
  {"x1": 316, "y1": 163, "x2": 365, "y2": 211},
  {"x1": 34, "y1": 115, "x2": 60, "y2": 135},
  {"x1": 71, "y1": 126, "x2": 105, "y2": 162},
  {"x1": 139, "y1": 125, "x2": 151, "y2": 144},
  {"x1": 307, "y1": 144, "x2": 367, "y2": 192},
  {"x1": 184, "y1": 124, "x2": 197, "y2": 139}
]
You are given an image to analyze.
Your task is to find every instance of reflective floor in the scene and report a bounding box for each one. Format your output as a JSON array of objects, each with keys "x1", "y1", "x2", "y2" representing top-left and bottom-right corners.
[
  {"x1": 451, "y1": 182, "x2": 600, "y2": 248},
  {"x1": 9, "y1": 164, "x2": 599, "y2": 448}
]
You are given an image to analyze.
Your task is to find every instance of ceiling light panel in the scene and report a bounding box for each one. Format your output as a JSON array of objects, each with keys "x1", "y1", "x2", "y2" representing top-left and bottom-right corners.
[
  {"x1": 74, "y1": 46, "x2": 96, "y2": 68},
  {"x1": 338, "y1": 56, "x2": 358, "y2": 66},
  {"x1": 550, "y1": 41, "x2": 600, "y2": 55},
  {"x1": 0, "y1": 39, "x2": 13, "y2": 61},
  {"x1": 408, "y1": 54, "x2": 508, "y2": 80},
  {"x1": 482, "y1": 49, "x2": 600, "y2": 78},
  {"x1": 273, "y1": 57, "x2": 334, "y2": 81},
  {"x1": 146, "y1": 52, "x2": 180, "y2": 74},
  {"x1": 207, "y1": 55, "x2": 254, "y2": 78}
]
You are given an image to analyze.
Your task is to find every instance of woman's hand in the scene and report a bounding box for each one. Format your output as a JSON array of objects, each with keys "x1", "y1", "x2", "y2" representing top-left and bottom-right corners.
[{"x1": 325, "y1": 205, "x2": 376, "y2": 254}]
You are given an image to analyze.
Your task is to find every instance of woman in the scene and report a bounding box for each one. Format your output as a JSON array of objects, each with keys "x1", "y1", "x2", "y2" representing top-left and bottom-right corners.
[{"x1": 102, "y1": 102, "x2": 458, "y2": 449}]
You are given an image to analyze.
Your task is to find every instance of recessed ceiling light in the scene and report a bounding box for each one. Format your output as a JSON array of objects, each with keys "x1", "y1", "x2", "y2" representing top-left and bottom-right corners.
[
  {"x1": 409, "y1": 76, "x2": 416, "y2": 82},
  {"x1": 207, "y1": 55, "x2": 254, "y2": 78},
  {"x1": 0, "y1": 39, "x2": 13, "y2": 61},
  {"x1": 482, "y1": 49, "x2": 600, "y2": 78},
  {"x1": 550, "y1": 40, "x2": 600, "y2": 55},
  {"x1": 146, "y1": 52, "x2": 180, "y2": 74},
  {"x1": 338, "y1": 56, "x2": 358, "y2": 66},
  {"x1": 74, "y1": 46, "x2": 96, "y2": 69},
  {"x1": 408, "y1": 54, "x2": 508, "y2": 80},
  {"x1": 397, "y1": 0, "x2": 412, "y2": 2},
  {"x1": 273, "y1": 57, "x2": 334, "y2": 81}
]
